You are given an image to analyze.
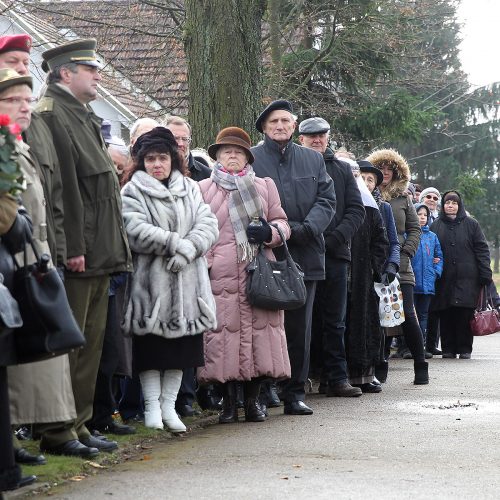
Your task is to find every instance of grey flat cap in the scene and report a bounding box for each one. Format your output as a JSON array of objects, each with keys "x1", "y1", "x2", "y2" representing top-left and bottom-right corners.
[{"x1": 299, "y1": 117, "x2": 330, "y2": 135}]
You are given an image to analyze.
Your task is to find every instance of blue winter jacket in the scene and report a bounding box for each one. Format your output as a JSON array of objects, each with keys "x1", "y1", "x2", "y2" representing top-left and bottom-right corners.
[{"x1": 412, "y1": 225, "x2": 443, "y2": 294}]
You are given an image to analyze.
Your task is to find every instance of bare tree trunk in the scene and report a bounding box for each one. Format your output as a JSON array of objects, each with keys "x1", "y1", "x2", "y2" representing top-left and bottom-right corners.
[{"x1": 184, "y1": 0, "x2": 266, "y2": 147}]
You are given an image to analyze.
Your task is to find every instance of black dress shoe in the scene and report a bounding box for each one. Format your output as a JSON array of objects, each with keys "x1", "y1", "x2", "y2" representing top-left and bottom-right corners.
[
  {"x1": 80, "y1": 434, "x2": 118, "y2": 453},
  {"x1": 11, "y1": 475, "x2": 37, "y2": 490},
  {"x1": 431, "y1": 347, "x2": 442, "y2": 355},
  {"x1": 15, "y1": 447, "x2": 46, "y2": 465},
  {"x1": 41, "y1": 439, "x2": 99, "y2": 458},
  {"x1": 93, "y1": 421, "x2": 136, "y2": 435},
  {"x1": 442, "y1": 352, "x2": 457, "y2": 359},
  {"x1": 176, "y1": 404, "x2": 201, "y2": 417},
  {"x1": 354, "y1": 382, "x2": 382, "y2": 393},
  {"x1": 283, "y1": 401, "x2": 313, "y2": 415}
]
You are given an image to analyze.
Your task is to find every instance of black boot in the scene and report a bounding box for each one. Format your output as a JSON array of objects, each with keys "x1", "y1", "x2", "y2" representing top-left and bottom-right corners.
[
  {"x1": 243, "y1": 381, "x2": 266, "y2": 422},
  {"x1": 414, "y1": 361, "x2": 429, "y2": 385},
  {"x1": 197, "y1": 384, "x2": 222, "y2": 411},
  {"x1": 375, "y1": 361, "x2": 389, "y2": 383},
  {"x1": 219, "y1": 382, "x2": 238, "y2": 424}
]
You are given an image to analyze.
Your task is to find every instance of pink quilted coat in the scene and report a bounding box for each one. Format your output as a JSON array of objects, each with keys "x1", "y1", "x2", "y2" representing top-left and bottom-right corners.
[{"x1": 197, "y1": 175, "x2": 292, "y2": 383}]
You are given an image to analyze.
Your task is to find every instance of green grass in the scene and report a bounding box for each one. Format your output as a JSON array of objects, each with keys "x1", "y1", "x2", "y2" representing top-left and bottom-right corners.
[{"x1": 17, "y1": 411, "x2": 217, "y2": 491}]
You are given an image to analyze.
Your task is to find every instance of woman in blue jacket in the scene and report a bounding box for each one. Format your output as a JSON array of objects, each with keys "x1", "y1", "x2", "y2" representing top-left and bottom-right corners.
[{"x1": 412, "y1": 203, "x2": 443, "y2": 344}]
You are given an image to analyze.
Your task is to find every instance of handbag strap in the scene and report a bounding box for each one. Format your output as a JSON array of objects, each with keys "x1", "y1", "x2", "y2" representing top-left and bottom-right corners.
[
  {"x1": 269, "y1": 223, "x2": 294, "y2": 262},
  {"x1": 14, "y1": 238, "x2": 42, "y2": 276}
]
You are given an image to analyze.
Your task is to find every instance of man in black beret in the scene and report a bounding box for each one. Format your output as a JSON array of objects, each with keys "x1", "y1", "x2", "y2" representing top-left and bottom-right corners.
[
  {"x1": 299, "y1": 117, "x2": 365, "y2": 398},
  {"x1": 36, "y1": 39, "x2": 132, "y2": 457},
  {"x1": 251, "y1": 101, "x2": 336, "y2": 416}
]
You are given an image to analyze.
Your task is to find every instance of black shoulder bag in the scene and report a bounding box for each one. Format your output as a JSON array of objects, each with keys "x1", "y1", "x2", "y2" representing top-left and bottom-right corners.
[
  {"x1": 246, "y1": 224, "x2": 306, "y2": 310},
  {"x1": 13, "y1": 240, "x2": 86, "y2": 364}
]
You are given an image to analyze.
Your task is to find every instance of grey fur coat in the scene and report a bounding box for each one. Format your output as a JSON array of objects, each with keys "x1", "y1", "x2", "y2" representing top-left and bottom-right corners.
[{"x1": 121, "y1": 170, "x2": 218, "y2": 339}]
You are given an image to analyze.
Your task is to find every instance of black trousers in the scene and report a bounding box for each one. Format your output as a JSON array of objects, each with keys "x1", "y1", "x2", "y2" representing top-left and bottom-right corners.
[
  {"x1": 176, "y1": 368, "x2": 197, "y2": 408},
  {"x1": 439, "y1": 307, "x2": 475, "y2": 355},
  {"x1": 311, "y1": 258, "x2": 349, "y2": 384},
  {"x1": 280, "y1": 280, "x2": 317, "y2": 403},
  {"x1": 0, "y1": 366, "x2": 21, "y2": 492},
  {"x1": 88, "y1": 295, "x2": 119, "y2": 429},
  {"x1": 426, "y1": 309, "x2": 440, "y2": 350},
  {"x1": 400, "y1": 284, "x2": 426, "y2": 363}
]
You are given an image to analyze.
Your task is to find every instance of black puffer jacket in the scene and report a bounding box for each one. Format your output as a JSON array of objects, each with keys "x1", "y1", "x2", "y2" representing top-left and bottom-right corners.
[
  {"x1": 323, "y1": 148, "x2": 365, "y2": 261},
  {"x1": 430, "y1": 191, "x2": 492, "y2": 310},
  {"x1": 252, "y1": 136, "x2": 336, "y2": 280}
]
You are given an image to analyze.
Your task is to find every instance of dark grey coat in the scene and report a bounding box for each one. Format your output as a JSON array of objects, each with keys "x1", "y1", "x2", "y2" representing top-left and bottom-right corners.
[
  {"x1": 430, "y1": 191, "x2": 492, "y2": 310},
  {"x1": 251, "y1": 135, "x2": 336, "y2": 280}
]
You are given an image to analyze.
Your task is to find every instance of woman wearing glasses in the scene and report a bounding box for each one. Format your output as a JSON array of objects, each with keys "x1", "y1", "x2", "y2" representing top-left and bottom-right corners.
[
  {"x1": 419, "y1": 187, "x2": 441, "y2": 224},
  {"x1": 366, "y1": 149, "x2": 429, "y2": 385}
]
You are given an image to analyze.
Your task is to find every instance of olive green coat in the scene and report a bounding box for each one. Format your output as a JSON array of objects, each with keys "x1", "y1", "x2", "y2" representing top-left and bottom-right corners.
[
  {"x1": 8, "y1": 141, "x2": 76, "y2": 425},
  {"x1": 23, "y1": 112, "x2": 66, "y2": 267},
  {"x1": 36, "y1": 84, "x2": 132, "y2": 277}
]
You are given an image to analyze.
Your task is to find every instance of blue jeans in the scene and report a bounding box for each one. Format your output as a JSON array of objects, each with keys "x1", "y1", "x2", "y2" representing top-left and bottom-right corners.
[{"x1": 414, "y1": 293, "x2": 432, "y2": 343}]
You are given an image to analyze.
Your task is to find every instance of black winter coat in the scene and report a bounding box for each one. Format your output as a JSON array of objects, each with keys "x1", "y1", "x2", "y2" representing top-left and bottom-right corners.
[
  {"x1": 251, "y1": 136, "x2": 336, "y2": 280},
  {"x1": 188, "y1": 153, "x2": 211, "y2": 182},
  {"x1": 322, "y1": 148, "x2": 365, "y2": 261},
  {"x1": 346, "y1": 206, "x2": 389, "y2": 373},
  {"x1": 430, "y1": 191, "x2": 491, "y2": 310}
]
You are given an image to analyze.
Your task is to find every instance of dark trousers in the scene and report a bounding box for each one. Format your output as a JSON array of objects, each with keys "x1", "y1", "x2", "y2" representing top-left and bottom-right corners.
[
  {"x1": 439, "y1": 307, "x2": 475, "y2": 355},
  {"x1": 0, "y1": 367, "x2": 21, "y2": 492},
  {"x1": 314, "y1": 258, "x2": 349, "y2": 385},
  {"x1": 414, "y1": 293, "x2": 433, "y2": 343},
  {"x1": 119, "y1": 373, "x2": 143, "y2": 420},
  {"x1": 176, "y1": 368, "x2": 197, "y2": 408},
  {"x1": 426, "y1": 309, "x2": 440, "y2": 351},
  {"x1": 280, "y1": 280, "x2": 317, "y2": 403},
  {"x1": 400, "y1": 284, "x2": 426, "y2": 363},
  {"x1": 88, "y1": 295, "x2": 119, "y2": 429}
]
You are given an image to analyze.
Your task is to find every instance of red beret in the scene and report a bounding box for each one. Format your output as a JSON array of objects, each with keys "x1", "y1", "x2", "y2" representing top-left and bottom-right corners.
[{"x1": 0, "y1": 35, "x2": 32, "y2": 54}]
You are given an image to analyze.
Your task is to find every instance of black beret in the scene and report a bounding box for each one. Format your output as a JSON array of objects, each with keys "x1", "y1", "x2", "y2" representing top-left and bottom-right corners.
[
  {"x1": 298, "y1": 117, "x2": 330, "y2": 135},
  {"x1": 255, "y1": 99, "x2": 293, "y2": 133}
]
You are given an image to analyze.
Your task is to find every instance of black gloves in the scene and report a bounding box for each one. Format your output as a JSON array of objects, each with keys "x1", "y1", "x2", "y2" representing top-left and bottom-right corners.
[
  {"x1": 288, "y1": 223, "x2": 312, "y2": 246},
  {"x1": 2, "y1": 208, "x2": 33, "y2": 254},
  {"x1": 479, "y1": 276, "x2": 492, "y2": 287},
  {"x1": 381, "y1": 263, "x2": 398, "y2": 285},
  {"x1": 246, "y1": 217, "x2": 272, "y2": 244}
]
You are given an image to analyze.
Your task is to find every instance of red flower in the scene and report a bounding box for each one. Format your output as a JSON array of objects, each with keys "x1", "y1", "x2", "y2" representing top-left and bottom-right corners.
[
  {"x1": 8, "y1": 123, "x2": 21, "y2": 135},
  {"x1": 0, "y1": 115, "x2": 10, "y2": 126}
]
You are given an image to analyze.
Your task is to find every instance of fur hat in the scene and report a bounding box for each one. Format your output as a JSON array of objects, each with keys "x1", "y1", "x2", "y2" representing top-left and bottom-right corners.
[
  {"x1": 255, "y1": 99, "x2": 293, "y2": 133},
  {"x1": 131, "y1": 126, "x2": 178, "y2": 160},
  {"x1": 208, "y1": 127, "x2": 254, "y2": 164}
]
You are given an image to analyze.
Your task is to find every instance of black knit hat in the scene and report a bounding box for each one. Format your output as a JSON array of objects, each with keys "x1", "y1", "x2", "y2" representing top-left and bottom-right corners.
[
  {"x1": 255, "y1": 99, "x2": 293, "y2": 133},
  {"x1": 131, "y1": 126, "x2": 178, "y2": 159}
]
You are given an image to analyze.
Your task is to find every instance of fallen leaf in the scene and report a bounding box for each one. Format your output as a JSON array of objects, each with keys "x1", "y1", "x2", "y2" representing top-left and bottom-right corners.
[
  {"x1": 292, "y1": 464, "x2": 302, "y2": 468},
  {"x1": 141, "y1": 444, "x2": 153, "y2": 450},
  {"x1": 85, "y1": 461, "x2": 107, "y2": 469},
  {"x1": 142, "y1": 455, "x2": 152, "y2": 461},
  {"x1": 280, "y1": 476, "x2": 289, "y2": 480},
  {"x1": 69, "y1": 476, "x2": 86, "y2": 482}
]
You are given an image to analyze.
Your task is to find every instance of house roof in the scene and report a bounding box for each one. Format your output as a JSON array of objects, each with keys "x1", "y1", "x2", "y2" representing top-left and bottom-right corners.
[{"x1": 18, "y1": 0, "x2": 188, "y2": 118}]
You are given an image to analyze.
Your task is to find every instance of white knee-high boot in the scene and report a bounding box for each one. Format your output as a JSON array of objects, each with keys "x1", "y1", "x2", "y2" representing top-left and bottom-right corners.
[
  {"x1": 139, "y1": 370, "x2": 164, "y2": 430},
  {"x1": 160, "y1": 369, "x2": 186, "y2": 433}
]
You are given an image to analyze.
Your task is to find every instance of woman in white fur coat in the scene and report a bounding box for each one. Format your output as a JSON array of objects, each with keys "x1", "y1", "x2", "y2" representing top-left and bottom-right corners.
[{"x1": 121, "y1": 127, "x2": 218, "y2": 433}]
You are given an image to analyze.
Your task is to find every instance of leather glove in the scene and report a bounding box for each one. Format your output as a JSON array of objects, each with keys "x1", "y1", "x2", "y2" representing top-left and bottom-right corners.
[
  {"x1": 288, "y1": 223, "x2": 312, "y2": 246},
  {"x1": 2, "y1": 208, "x2": 33, "y2": 253},
  {"x1": 479, "y1": 276, "x2": 492, "y2": 287},
  {"x1": 246, "y1": 217, "x2": 272, "y2": 244},
  {"x1": 381, "y1": 263, "x2": 399, "y2": 285},
  {"x1": 166, "y1": 253, "x2": 189, "y2": 273}
]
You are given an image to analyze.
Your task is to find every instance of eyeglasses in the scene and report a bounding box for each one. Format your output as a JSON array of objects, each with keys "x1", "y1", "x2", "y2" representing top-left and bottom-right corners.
[
  {"x1": 0, "y1": 97, "x2": 37, "y2": 106},
  {"x1": 173, "y1": 136, "x2": 192, "y2": 144},
  {"x1": 425, "y1": 194, "x2": 439, "y2": 201}
]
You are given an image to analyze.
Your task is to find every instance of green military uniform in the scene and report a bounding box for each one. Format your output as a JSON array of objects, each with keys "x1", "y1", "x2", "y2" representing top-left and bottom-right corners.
[{"x1": 37, "y1": 78, "x2": 132, "y2": 441}]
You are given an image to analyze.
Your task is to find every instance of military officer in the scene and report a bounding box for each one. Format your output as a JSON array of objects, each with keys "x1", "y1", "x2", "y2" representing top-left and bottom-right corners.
[{"x1": 37, "y1": 39, "x2": 132, "y2": 455}]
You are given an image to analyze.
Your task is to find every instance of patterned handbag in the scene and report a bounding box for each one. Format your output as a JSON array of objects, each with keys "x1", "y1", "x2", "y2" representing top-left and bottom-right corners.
[{"x1": 470, "y1": 286, "x2": 500, "y2": 337}]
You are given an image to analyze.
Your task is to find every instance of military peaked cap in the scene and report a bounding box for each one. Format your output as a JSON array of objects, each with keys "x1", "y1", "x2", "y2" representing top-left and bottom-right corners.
[{"x1": 42, "y1": 38, "x2": 102, "y2": 73}]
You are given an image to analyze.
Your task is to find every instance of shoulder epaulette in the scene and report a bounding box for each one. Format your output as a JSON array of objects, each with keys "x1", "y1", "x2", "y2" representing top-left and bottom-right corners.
[{"x1": 36, "y1": 97, "x2": 54, "y2": 113}]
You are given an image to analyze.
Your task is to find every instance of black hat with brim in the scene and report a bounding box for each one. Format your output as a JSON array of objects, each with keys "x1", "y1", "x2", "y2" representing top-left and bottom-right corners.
[
  {"x1": 358, "y1": 160, "x2": 383, "y2": 187},
  {"x1": 255, "y1": 99, "x2": 293, "y2": 133}
]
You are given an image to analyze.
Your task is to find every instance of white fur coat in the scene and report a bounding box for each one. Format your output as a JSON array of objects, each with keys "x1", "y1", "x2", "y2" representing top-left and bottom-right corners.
[{"x1": 121, "y1": 170, "x2": 218, "y2": 339}]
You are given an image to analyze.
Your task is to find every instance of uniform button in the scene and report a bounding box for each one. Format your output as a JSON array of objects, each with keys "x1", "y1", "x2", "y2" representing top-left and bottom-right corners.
[{"x1": 451, "y1": 243, "x2": 455, "y2": 246}]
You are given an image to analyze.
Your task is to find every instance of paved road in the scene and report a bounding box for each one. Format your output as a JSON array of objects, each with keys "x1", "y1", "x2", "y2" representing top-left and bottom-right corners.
[{"x1": 49, "y1": 335, "x2": 500, "y2": 499}]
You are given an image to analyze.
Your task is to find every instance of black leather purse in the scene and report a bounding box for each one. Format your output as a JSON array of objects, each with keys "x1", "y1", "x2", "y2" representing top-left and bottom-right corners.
[
  {"x1": 13, "y1": 240, "x2": 86, "y2": 364},
  {"x1": 246, "y1": 224, "x2": 306, "y2": 311}
]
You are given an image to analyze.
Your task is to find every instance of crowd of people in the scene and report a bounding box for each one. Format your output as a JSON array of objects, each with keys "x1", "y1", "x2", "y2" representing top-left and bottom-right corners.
[{"x1": 0, "y1": 34, "x2": 495, "y2": 495}]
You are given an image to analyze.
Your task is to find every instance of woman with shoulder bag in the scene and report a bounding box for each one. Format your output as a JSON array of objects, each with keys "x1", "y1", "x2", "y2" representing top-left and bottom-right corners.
[{"x1": 197, "y1": 127, "x2": 291, "y2": 424}]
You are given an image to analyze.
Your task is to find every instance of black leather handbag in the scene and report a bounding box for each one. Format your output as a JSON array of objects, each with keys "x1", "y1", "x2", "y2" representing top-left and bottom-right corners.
[
  {"x1": 246, "y1": 224, "x2": 306, "y2": 311},
  {"x1": 13, "y1": 241, "x2": 86, "y2": 364}
]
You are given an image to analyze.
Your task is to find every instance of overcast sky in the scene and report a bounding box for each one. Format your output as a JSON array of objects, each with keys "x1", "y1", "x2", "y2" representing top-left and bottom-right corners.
[{"x1": 457, "y1": 0, "x2": 500, "y2": 87}]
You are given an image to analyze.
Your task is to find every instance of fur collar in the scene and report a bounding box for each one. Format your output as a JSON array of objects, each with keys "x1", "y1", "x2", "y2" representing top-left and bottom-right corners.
[
  {"x1": 366, "y1": 149, "x2": 410, "y2": 201},
  {"x1": 130, "y1": 169, "x2": 189, "y2": 199}
]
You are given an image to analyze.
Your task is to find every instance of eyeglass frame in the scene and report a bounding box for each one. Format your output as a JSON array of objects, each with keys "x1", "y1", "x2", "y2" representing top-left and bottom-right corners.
[
  {"x1": 0, "y1": 96, "x2": 37, "y2": 106},
  {"x1": 425, "y1": 194, "x2": 439, "y2": 201}
]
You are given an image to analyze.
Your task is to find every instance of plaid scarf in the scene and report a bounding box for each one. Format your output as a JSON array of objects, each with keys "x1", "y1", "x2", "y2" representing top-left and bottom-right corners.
[{"x1": 211, "y1": 162, "x2": 263, "y2": 262}]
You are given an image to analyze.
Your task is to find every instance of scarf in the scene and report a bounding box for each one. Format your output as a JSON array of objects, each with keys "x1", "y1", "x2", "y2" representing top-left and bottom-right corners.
[
  {"x1": 372, "y1": 187, "x2": 382, "y2": 206},
  {"x1": 211, "y1": 162, "x2": 263, "y2": 262}
]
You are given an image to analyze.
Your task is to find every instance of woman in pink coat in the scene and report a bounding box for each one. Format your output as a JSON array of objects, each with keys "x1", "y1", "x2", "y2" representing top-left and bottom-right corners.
[{"x1": 198, "y1": 127, "x2": 291, "y2": 424}]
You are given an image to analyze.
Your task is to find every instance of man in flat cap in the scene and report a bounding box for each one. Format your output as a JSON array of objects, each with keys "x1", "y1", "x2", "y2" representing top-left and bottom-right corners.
[
  {"x1": 0, "y1": 34, "x2": 96, "y2": 460},
  {"x1": 36, "y1": 39, "x2": 132, "y2": 455},
  {"x1": 251, "y1": 101, "x2": 336, "y2": 416},
  {"x1": 299, "y1": 117, "x2": 365, "y2": 398}
]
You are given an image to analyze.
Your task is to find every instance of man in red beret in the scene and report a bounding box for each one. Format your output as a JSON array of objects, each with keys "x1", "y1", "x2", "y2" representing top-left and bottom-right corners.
[{"x1": 0, "y1": 34, "x2": 32, "y2": 75}]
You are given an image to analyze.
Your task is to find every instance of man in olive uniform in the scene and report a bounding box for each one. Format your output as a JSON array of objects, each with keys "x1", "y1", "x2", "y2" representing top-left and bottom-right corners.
[{"x1": 37, "y1": 39, "x2": 132, "y2": 455}]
